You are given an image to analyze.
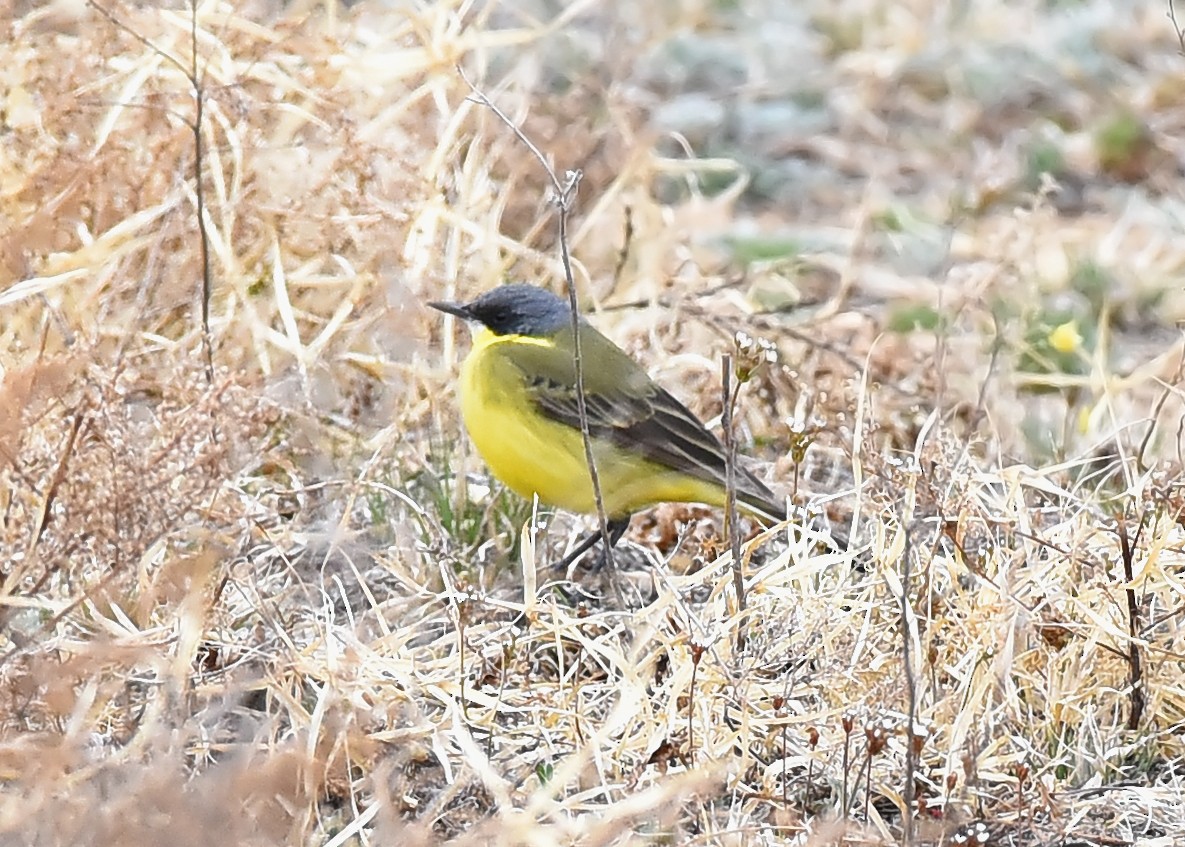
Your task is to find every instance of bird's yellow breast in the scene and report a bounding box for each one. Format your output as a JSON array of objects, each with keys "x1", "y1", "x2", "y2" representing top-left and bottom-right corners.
[{"x1": 457, "y1": 329, "x2": 729, "y2": 517}]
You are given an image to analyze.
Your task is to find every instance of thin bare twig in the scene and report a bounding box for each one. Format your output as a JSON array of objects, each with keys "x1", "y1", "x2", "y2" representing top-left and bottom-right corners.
[
  {"x1": 1136, "y1": 345, "x2": 1185, "y2": 472},
  {"x1": 1116, "y1": 510, "x2": 1147, "y2": 730},
  {"x1": 190, "y1": 2, "x2": 214, "y2": 382},
  {"x1": 722, "y1": 355, "x2": 746, "y2": 652},
  {"x1": 88, "y1": 0, "x2": 215, "y2": 381},
  {"x1": 1170, "y1": 0, "x2": 1185, "y2": 54},
  {"x1": 459, "y1": 67, "x2": 614, "y2": 571}
]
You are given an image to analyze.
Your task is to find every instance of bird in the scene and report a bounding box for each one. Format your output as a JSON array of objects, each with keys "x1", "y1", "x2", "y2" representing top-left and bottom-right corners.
[{"x1": 429, "y1": 283, "x2": 795, "y2": 569}]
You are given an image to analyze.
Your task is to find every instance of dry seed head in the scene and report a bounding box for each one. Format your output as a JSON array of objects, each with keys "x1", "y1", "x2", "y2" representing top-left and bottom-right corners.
[
  {"x1": 952, "y1": 821, "x2": 990, "y2": 846},
  {"x1": 864, "y1": 716, "x2": 896, "y2": 755},
  {"x1": 733, "y1": 330, "x2": 778, "y2": 382},
  {"x1": 910, "y1": 719, "x2": 932, "y2": 754},
  {"x1": 785, "y1": 417, "x2": 817, "y2": 463}
]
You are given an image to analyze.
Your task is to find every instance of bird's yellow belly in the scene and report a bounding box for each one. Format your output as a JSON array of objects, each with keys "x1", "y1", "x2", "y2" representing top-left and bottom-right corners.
[{"x1": 458, "y1": 338, "x2": 727, "y2": 517}]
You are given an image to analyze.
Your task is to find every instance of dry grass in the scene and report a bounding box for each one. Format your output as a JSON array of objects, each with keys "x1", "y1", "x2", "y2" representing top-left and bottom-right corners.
[{"x1": 2, "y1": 0, "x2": 1185, "y2": 844}]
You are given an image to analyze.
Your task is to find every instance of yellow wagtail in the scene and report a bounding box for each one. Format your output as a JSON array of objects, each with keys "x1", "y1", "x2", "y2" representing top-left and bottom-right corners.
[{"x1": 430, "y1": 283, "x2": 791, "y2": 567}]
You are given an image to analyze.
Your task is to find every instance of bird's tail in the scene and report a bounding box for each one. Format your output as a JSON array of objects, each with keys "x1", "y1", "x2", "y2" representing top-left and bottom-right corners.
[{"x1": 737, "y1": 475, "x2": 844, "y2": 552}]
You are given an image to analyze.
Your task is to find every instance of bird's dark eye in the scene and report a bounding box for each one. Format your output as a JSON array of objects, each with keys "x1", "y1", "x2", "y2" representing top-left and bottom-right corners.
[{"x1": 491, "y1": 308, "x2": 516, "y2": 333}]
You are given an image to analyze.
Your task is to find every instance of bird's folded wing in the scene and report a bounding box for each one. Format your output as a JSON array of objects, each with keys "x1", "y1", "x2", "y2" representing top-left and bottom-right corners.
[{"x1": 500, "y1": 336, "x2": 784, "y2": 518}]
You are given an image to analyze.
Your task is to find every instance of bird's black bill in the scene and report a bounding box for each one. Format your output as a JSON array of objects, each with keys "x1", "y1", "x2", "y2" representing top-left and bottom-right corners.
[{"x1": 428, "y1": 300, "x2": 471, "y2": 320}]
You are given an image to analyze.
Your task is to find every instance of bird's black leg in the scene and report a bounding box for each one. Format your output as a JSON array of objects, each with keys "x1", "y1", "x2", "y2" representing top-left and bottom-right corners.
[
  {"x1": 594, "y1": 517, "x2": 631, "y2": 572},
  {"x1": 552, "y1": 530, "x2": 601, "y2": 571},
  {"x1": 554, "y1": 516, "x2": 631, "y2": 571}
]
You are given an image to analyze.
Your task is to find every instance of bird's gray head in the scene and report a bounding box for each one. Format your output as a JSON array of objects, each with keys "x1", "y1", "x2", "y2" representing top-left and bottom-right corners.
[{"x1": 429, "y1": 284, "x2": 573, "y2": 336}]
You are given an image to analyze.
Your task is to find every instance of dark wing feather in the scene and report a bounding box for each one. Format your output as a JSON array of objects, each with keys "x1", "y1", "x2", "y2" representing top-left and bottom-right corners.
[{"x1": 500, "y1": 326, "x2": 786, "y2": 520}]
